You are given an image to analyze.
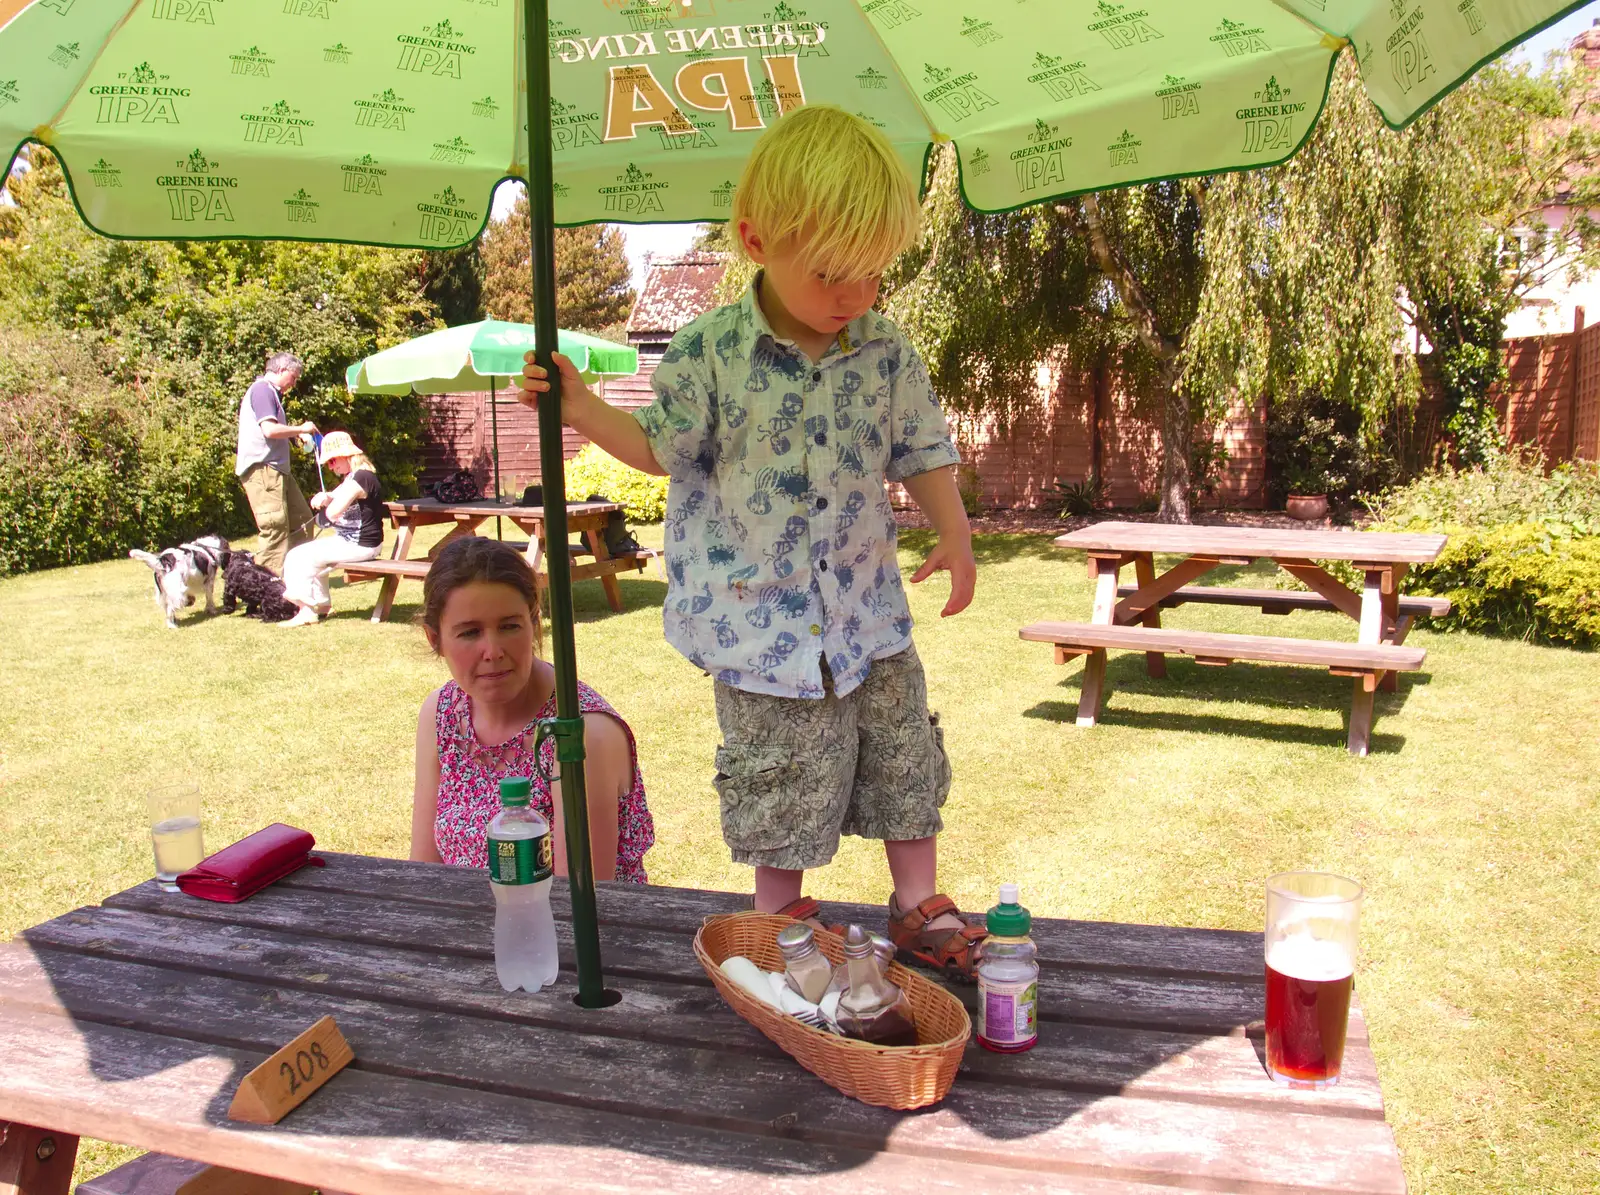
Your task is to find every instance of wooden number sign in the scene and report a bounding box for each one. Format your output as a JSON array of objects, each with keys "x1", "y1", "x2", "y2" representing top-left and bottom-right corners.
[{"x1": 228, "y1": 1016, "x2": 354, "y2": 1125}]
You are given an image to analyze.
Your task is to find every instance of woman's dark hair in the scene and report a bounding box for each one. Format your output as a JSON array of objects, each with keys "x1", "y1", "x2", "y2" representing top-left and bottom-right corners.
[{"x1": 421, "y1": 537, "x2": 543, "y2": 654}]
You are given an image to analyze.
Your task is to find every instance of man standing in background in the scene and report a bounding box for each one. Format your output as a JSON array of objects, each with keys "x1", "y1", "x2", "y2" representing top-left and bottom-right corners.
[{"x1": 235, "y1": 351, "x2": 318, "y2": 576}]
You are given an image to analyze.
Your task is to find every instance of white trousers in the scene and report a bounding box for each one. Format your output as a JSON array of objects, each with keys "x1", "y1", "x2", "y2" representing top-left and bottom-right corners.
[{"x1": 281, "y1": 535, "x2": 380, "y2": 609}]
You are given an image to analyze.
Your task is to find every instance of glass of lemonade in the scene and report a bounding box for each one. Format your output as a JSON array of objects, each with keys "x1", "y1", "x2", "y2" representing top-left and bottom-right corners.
[
  {"x1": 1264, "y1": 871, "x2": 1362, "y2": 1088},
  {"x1": 147, "y1": 784, "x2": 205, "y2": 892}
]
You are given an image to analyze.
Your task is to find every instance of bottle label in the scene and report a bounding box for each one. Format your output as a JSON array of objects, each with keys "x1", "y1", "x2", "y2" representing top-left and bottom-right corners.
[
  {"x1": 488, "y1": 832, "x2": 553, "y2": 885},
  {"x1": 978, "y1": 976, "x2": 1038, "y2": 1046}
]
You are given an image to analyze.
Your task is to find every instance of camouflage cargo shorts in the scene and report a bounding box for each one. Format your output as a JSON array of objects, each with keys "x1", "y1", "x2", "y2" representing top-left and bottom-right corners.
[{"x1": 711, "y1": 644, "x2": 952, "y2": 871}]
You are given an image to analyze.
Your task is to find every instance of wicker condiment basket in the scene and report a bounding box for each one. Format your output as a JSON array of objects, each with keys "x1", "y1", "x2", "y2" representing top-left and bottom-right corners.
[{"x1": 693, "y1": 911, "x2": 970, "y2": 1109}]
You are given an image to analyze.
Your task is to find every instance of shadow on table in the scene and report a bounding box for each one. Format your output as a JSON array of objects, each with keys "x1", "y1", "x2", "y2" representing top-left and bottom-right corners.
[{"x1": 16, "y1": 870, "x2": 1270, "y2": 1174}]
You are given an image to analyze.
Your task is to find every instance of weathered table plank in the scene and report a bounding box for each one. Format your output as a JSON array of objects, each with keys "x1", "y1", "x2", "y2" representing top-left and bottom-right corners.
[
  {"x1": 1053, "y1": 523, "x2": 1445, "y2": 565},
  {"x1": 0, "y1": 856, "x2": 1406, "y2": 1195}
]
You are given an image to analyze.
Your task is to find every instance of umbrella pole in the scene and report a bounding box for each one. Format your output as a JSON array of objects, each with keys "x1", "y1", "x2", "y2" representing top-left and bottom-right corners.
[
  {"x1": 525, "y1": 0, "x2": 612, "y2": 1009},
  {"x1": 491, "y1": 379, "x2": 502, "y2": 541}
]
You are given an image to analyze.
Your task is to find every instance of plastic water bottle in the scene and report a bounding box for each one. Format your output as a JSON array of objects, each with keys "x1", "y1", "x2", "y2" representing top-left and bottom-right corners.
[
  {"x1": 977, "y1": 883, "x2": 1039, "y2": 1053},
  {"x1": 487, "y1": 777, "x2": 559, "y2": 993}
]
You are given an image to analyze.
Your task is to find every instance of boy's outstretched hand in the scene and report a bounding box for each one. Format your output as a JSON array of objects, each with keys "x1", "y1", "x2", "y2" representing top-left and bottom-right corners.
[
  {"x1": 911, "y1": 537, "x2": 977, "y2": 617},
  {"x1": 516, "y1": 350, "x2": 591, "y2": 413}
]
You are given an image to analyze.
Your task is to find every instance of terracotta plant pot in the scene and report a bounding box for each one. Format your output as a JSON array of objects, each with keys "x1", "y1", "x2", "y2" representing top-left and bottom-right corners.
[{"x1": 1286, "y1": 494, "x2": 1329, "y2": 522}]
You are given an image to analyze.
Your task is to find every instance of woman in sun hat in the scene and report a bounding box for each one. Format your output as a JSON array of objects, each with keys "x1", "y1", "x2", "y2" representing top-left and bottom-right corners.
[{"x1": 279, "y1": 430, "x2": 386, "y2": 628}]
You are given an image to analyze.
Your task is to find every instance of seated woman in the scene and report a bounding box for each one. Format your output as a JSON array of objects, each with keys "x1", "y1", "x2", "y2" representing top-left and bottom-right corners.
[
  {"x1": 411, "y1": 536, "x2": 653, "y2": 882},
  {"x1": 279, "y1": 430, "x2": 384, "y2": 628}
]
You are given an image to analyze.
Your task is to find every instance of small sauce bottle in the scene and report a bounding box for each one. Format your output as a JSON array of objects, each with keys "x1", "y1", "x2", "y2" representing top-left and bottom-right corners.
[
  {"x1": 977, "y1": 884, "x2": 1038, "y2": 1053},
  {"x1": 835, "y1": 926, "x2": 918, "y2": 1046},
  {"x1": 775, "y1": 923, "x2": 834, "y2": 1004}
]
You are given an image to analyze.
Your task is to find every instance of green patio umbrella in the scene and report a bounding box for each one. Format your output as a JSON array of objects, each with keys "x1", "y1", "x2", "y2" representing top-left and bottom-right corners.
[
  {"x1": 0, "y1": 0, "x2": 1575, "y2": 1008},
  {"x1": 346, "y1": 320, "x2": 637, "y2": 504}
]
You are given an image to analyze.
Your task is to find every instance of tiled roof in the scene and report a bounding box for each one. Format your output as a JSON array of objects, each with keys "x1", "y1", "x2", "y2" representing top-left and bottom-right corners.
[{"x1": 626, "y1": 251, "x2": 728, "y2": 337}]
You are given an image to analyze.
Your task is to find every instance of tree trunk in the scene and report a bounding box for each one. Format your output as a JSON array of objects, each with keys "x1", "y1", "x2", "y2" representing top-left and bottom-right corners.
[{"x1": 1157, "y1": 357, "x2": 1191, "y2": 524}]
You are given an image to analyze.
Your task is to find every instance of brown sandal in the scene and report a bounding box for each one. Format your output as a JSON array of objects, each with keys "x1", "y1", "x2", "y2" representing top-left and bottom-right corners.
[
  {"x1": 887, "y1": 894, "x2": 988, "y2": 983},
  {"x1": 772, "y1": 896, "x2": 846, "y2": 937}
]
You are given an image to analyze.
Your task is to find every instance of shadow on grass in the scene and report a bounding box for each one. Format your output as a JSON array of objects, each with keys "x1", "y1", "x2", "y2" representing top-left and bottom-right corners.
[
  {"x1": 323, "y1": 577, "x2": 669, "y2": 627},
  {"x1": 1023, "y1": 701, "x2": 1408, "y2": 754}
]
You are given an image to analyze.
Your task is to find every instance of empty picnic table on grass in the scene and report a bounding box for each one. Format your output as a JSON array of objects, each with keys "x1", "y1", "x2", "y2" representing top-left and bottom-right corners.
[
  {"x1": 340, "y1": 497, "x2": 655, "y2": 622},
  {"x1": 0, "y1": 853, "x2": 1406, "y2": 1195},
  {"x1": 1022, "y1": 522, "x2": 1449, "y2": 756}
]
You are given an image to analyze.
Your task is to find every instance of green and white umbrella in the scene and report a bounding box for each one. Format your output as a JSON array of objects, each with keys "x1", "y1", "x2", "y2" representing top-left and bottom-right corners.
[
  {"x1": 346, "y1": 320, "x2": 637, "y2": 502},
  {"x1": 0, "y1": 0, "x2": 1573, "y2": 1007}
]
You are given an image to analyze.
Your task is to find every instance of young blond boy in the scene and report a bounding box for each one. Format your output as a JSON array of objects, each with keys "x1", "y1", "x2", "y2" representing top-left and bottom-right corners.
[{"x1": 519, "y1": 107, "x2": 984, "y2": 974}]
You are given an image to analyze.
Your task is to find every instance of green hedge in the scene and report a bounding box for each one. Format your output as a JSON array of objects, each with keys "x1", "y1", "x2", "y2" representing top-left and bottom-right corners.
[{"x1": 563, "y1": 443, "x2": 668, "y2": 523}]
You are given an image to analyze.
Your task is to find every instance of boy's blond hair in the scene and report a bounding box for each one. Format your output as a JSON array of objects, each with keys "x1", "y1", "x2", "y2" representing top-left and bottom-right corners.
[{"x1": 731, "y1": 106, "x2": 920, "y2": 284}]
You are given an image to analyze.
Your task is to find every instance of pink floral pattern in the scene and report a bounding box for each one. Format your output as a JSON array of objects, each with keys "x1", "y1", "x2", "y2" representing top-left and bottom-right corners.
[{"x1": 433, "y1": 679, "x2": 653, "y2": 883}]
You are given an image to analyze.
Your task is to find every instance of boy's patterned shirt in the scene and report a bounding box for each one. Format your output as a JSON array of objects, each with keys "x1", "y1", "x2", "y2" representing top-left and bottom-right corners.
[{"x1": 634, "y1": 277, "x2": 960, "y2": 699}]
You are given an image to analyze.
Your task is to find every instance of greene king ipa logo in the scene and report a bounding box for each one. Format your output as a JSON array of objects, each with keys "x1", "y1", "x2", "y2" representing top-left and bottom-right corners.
[
  {"x1": 157, "y1": 148, "x2": 237, "y2": 223},
  {"x1": 921, "y1": 63, "x2": 998, "y2": 123},
  {"x1": 1210, "y1": 17, "x2": 1270, "y2": 57},
  {"x1": 766, "y1": 4, "x2": 829, "y2": 58},
  {"x1": 619, "y1": 0, "x2": 674, "y2": 35},
  {"x1": 0, "y1": 80, "x2": 17, "y2": 112},
  {"x1": 658, "y1": 114, "x2": 718, "y2": 150},
  {"x1": 229, "y1": 46, "x2": 274, "y2": 78},
  {"x1": 710, "y1": 179, "x2": 735, "y2": 208},
  {"x1": 1011, "y1": 117, "x2": 1072, "y2": 192},
  {"x1": 282, "y1": 0, "x2": 336, "y2": 17},
  {"x1": 283, "y1": 188, "x2": 318, "y2": 224},
  {"x1": 856, "y1": 66, "x2": 888, "y2": 90},
  {"x1": 49, "y1": 42, "x2": 81, "y2": 68},
  {"x1": 342, "y1": 154, "x2": 385, "y2": 195},
  {"x1": 959, "y1": 15, "x2": 1002, "y2": 46},
  {"x1": 92, "y1": 62, "x2": 187, "y2": 125},
  {"x1": 599, "y1": 162, "x2": 669, "y2": 216},
  {"x1": 471, "y1": 95, "x2": 499, "y2": 118},
  {"x1": 430, "y1": 136, "x2": 474, "y2": 164},
  {"x1": 1386, "y1": 2, "x2": 1436, "y2": 94},
  {"x1": 1027, "y1": 52, "x2": 1100, "y2": 102},
  {"x1": 87, "y1": 158, "x2": 122, "y2": 187},
  {"x1": 151, "y1": 0, "x2": 224, "y2": 24},
  {"x1": 1156, "y1": 73, "x2": 1200, "y2": 119},
  {"x1": 324, "y1": 43, "x2": 352, "y2": 64},
  {"x1": 1237, "y1": 75, "x2": 1306, "y2": 154},
  {"x1": 859, "y1": 0, "x2": 922, "y2": 30},
  {"x1": 243, "y1": 99, "x2": 314, "y2": 146},
  {"x1": 398, "y1": 19, "x2": 477, "y2": 79},
  {"x1": 548, "y1": 18, "x2": 583, "y2": 59},
  {"x1": 1457, "y1": 0, "x2": 1485, "y2": 35},
  {"x1": 1107, "y1": 128, "x2": 1141, "y2": 167},
  {"x1": 1087, "y1": 0, "x2": 1163, "y2": 49},
  {"x1": 550, "y1": 98, "x2": 601, "y2": 151},
  {"x1": 354, "y1": 88, "x2": 414, "y2": 131},
  {"x1": 966, "y1": 145, "x2": 991, "y2": 178},
  {"x1": 417, "y1": 185, "x2": 477, "y2": 242}
]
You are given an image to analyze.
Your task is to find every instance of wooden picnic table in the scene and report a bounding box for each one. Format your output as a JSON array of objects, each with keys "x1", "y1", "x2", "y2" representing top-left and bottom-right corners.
[
  {"x1": 0, "y1": 853, "x2": 1407, "y2": 1195},
  {"x1": 1023, "y1": 521, "x2": 1449, "y2": 756},
  {"x1": 342, "y1": 497, "x2": 654, "y2": 623}
]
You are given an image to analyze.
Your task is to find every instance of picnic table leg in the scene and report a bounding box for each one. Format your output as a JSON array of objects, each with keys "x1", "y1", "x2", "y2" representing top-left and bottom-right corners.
[
  {"x1": 0, "y1": 1121, "x2": 78, "y2": 1195},
  {"x1": 1347, "y1": 567, "x2": 1391, "y2": 755},
  {"x1": 1077, "y1": 556, "x2": 1123, "y2": 727},
  {"x1": 583, "y1": 526, "x2": 625, "y2": 614},
  {"x1": 1378, "y1": 565, "x2": 1406, "y2": 693},
  {"x1": 1347, "y1": 674, "x2": 1377, "y2": 757},
  {"x1": 369, "y1": 521, "x2": 417, "y2": 624},
  {"x1": 1132, "y1": 553, "x2": 1168, "y2": 679}
]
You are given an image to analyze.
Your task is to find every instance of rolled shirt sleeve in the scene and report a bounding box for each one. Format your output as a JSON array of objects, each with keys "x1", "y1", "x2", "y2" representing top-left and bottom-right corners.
[
  {"x1": 633, "y1": 327, "x2": 717, "y2": 480},
  {"x1": 248, "y1": 379, "x2": 284, "y2": 427},
  {"x1": 885, "y1": 342, "x2": 961, "y2": 483}
]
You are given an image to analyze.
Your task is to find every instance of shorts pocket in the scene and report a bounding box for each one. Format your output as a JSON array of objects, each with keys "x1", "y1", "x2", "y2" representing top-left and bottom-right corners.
[{"x1": 713, "y1": 744, "x2": 798, "y2": 853}]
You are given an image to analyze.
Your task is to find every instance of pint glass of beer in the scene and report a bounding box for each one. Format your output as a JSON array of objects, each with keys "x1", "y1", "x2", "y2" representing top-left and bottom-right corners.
[{"x1": 1264, "y1": 871, "x2": 1362, "y2": 1088}]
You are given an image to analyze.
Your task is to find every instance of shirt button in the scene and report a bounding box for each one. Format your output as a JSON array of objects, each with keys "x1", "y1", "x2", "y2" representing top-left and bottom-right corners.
[
  {"x1": 811, "y1": 370, "x2": 822, "y2": 383},
  {"x1": 814, "y1": 433, "x2": 826, "y2": 446},
  {"x1": 815, "y1": 497, "x2": 828, "y2": 510},
  {"x1": 810, "y1": 624, "x2": 822, "y2": 636}
]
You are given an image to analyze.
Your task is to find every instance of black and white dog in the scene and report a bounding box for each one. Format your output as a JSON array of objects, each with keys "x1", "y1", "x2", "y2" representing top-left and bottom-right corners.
[{"x1": 129, "y1": 536, "x2": 231, "y2": 629}]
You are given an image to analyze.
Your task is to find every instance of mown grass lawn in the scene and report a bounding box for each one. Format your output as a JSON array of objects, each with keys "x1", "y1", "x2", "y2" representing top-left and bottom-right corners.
[{"x1": 2, "y1": 521, "x2": 1597, "y2": 1192}]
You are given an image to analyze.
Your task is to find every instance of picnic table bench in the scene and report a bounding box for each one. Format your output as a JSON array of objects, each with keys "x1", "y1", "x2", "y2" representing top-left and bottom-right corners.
[
  {"x1": 0, "y1": 853, "x2": 1406, "y2": 1195},
  {"x1": 1023, "y1": 522, "x2": 1449, "y2": 756},
  {"x1": 338, "y1": 497, "x2": 656, "y2": 622}
]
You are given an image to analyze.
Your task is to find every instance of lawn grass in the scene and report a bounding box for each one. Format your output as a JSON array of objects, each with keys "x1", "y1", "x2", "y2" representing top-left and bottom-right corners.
[{"x1": 2, "y1": 522, "x2": 1598, "y2": 1192}]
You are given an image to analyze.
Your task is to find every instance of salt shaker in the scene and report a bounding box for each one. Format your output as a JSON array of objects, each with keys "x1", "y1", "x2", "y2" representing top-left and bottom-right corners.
[
  {"x1": 834, "y1": 925, "x2": 918, "y2": 1046},
  {"x1": 776, "y1": 923, "x2": 834, "y2": 1004}
]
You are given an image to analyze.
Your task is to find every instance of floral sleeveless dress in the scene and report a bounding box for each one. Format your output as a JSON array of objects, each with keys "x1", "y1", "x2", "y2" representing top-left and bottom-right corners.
[{"x1": 433, "y1": 679, "x2": 653, "y2": 884}]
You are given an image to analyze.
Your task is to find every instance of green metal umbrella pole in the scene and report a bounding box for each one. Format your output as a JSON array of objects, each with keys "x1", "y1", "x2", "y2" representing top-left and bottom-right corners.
[{"x1": 2, "y1": 0, "x2": 1578, "y2": 1008}]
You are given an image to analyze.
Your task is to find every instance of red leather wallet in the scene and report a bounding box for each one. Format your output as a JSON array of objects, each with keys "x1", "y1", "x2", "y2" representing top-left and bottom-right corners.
[{"x1": 175, "y1": 823, "x2": 321, "y2": 902}]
